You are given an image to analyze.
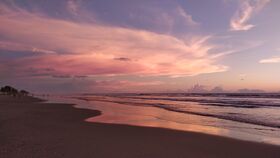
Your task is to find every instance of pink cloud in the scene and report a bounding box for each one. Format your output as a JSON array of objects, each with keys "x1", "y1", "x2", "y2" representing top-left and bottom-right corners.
[
  {"x1": 176, "y1": 6, "x2": 198, "y2": 26},
  {"x1": 230, "y1": 0, "x2": 270, "y2": 31},
  {"x1": 89, "y1": 80, "x2": 166, "y2": 93},
  {"x1": 259, "y1": 57, "x2": 280, "y2": 64},
  {"x1": 0, "y1": 3, "x2": 227, "y2": 78}
]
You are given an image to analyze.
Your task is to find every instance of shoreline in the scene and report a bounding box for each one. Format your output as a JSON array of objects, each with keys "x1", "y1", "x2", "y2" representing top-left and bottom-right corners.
[
  {"x1": 57, "y1": 95, "x2": 280, "y2": 145},
  {"x1": 1, "y1": 95, "x2": 280, "y2": 158}
]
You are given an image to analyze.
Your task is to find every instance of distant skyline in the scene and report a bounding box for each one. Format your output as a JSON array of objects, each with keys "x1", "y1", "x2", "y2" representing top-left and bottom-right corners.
[{"x1": 1, "y1": 0, "x2": 280, "y2": 93}]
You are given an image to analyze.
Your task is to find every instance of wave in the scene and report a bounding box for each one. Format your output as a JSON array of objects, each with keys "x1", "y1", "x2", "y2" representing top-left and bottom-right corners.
[
  {"x1": 84, "y1": 93, "x2": 280, "y2": 99},
  {"x1": 74, "y1": 96, "x2": 280, "y2": 129},
  {"x1": 118, "y1": 96, "x2": 280, "y2": 108}
]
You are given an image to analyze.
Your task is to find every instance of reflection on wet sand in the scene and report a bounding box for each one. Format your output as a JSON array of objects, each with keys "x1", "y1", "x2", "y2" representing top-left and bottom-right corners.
[
  {"x1": 81, "y1": 100, "x2": 280, "y2": 145},
  {"x1": 42, "y1": 95, "x2": 280, "y2": 145}
]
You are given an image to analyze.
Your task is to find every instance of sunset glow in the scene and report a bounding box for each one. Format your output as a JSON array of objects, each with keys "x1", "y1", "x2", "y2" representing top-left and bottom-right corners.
[{"x1": 1, "y1": 0, "x2": 280, "y2": 93}]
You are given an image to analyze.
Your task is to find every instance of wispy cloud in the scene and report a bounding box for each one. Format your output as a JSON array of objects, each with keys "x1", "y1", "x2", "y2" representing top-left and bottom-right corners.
[
  {"x1": 67, "y1": 0, "x2": 79, "y2": 15},
  {"x1": 230, "y1": 0, "x2": 270, "y2": 31},
  {"x1": 259, "y1": 57, "x2": 280, "y2": 63},
  {"x1": 176, "y1": 6, "x2": 198, "y2": 26},
  {"x1": 0, "y1": 3, "x2": 227, "y2": 78},
  {"x1": 0, "y1": 41, "x2": 56, "y2": 54},
  {"x1": 126, "y1": 4, "x2": 199, "y2": 34}
]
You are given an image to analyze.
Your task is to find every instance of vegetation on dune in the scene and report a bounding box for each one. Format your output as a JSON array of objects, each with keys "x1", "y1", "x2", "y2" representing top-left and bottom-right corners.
[{"x1": 0, "y1": 86, "x2": 30, "y2": 96}]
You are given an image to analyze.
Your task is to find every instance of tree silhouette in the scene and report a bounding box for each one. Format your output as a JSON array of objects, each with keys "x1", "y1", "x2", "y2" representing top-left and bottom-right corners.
[
  {"x1": 1, "y1": 86, "x2": 18, "y2": 95},
  {"x1": 0, "y1": 86, "x2": 31, "y2": 97},
  {"x1": 20, "y1": 90, "x2": 29, "y2": 96}
]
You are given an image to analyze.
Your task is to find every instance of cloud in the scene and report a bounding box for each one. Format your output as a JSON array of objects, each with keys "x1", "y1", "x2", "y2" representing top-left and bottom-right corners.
[
  {"x1": 113, "y1": 57, "x2": 132, "y2": 62},
  {"x1": 237, "y1": 88, "x2": 265, "y2": 93},
  {"x1": 210, "y1": 86, "x2": 227, "y2": 93},
  {"x1": 0, "y1": 41, "x2": 56, "y2": 54},
  {"x1": 187, "y1": 84, "x2": 208, "y2": 93},
  {"x1": 230, "y1": 0, "x2": 270, "y2": 31},
  {"x1": 175, "y1": 6, "x2": 198, "y2": 26},
  {"x1": 90, "y1": 80, "x2": 165, "y2": 93},
  {"x1": 0, "y1": 3, "x2": 227, "y2": 79},
  {"x1": 124, "y1": 4, "x2": 199, "y2": 34},
  {"x1": 95, "y1": 80, "x2": 164, "y2": 88},
  {"x1": 259, "y1": 57, "x2": 280, "y2": 63},
  {"x1": 51, "y1": 74, "x2": 87, "y2": 78},
  {"x1": 239, "y1": 73, "x2": 246, "y2": 80},
  {"x1": 94, "y1": 80, "x2": 166, "y2": 93},
  {"x1": 67, "y1": 0, "x2": 79, "y2": 15},
  {"x1": 52, "y1": 74, "x2": 72, "y2": 78},
  {"x1": 187, "y1": 85, "x2": 227, "y2": 93},
  {"x1": 74, "y1": 75, "x2": 88, "y2": 78}
]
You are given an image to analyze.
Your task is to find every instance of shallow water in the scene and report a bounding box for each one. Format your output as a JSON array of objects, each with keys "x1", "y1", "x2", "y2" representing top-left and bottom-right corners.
[{"x1": 41, "y1": 93, "x2": 280, "y2": 146}]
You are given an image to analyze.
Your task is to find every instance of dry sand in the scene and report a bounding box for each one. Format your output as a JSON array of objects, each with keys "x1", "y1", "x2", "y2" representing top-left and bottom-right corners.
[{"x1": 0, "y1": 95, "x2": 280, "y2": 158}]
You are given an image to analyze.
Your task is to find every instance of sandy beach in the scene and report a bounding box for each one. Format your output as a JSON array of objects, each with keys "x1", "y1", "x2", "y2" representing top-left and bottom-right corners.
[{"x1": 0, "y1": 95, "x2": 280, "y2": 158}]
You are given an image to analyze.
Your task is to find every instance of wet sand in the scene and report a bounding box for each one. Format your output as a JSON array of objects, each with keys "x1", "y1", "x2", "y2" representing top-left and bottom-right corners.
[{"x1": 0, "y1": 95, "x2": 280, "y2": 158}]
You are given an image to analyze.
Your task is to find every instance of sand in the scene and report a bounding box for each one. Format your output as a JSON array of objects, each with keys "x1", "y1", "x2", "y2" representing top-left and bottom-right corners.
[{"x1": 0, "y1": 95, "x2": 280, "y2": 158}]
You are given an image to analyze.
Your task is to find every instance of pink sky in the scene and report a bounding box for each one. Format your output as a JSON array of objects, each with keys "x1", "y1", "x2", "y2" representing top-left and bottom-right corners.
[{"x1": 1, "y1": 0, "x2": 280, "y2": 93}]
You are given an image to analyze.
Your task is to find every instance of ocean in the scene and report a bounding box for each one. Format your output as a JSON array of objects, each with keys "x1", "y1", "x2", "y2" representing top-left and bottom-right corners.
[{"x1": 43, "y1": 93, "x2": 280, "y2": 145}]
